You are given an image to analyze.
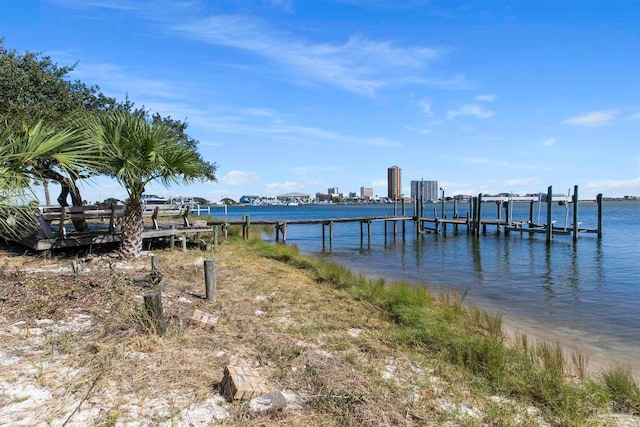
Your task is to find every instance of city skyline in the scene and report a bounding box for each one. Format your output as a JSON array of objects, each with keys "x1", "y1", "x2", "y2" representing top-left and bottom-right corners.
[{"x1": 2, "y1": 1, "x2": 638, "y2": 203}]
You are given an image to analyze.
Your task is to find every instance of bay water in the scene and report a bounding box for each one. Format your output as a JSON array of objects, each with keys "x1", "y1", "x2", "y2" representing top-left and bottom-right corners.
[{"x1": 201, "y1": 200, "x2": 640, "y2": 362}]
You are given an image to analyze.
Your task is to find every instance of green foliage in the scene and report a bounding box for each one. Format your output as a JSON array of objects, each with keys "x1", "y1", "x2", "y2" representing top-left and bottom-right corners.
[
  {"x1": 247, "y1": 239, "x2": 626, "y2": 424},
  {"x1": 0, "y1": 121, "x2": 99, "y2": 239},
  {"x1": 602, "y1": 367, "x2": 640, "y2": 415},
  {"x1": 85, "y1": 111, "x2": 214, "y2": 200},
  {"x1": 0, "y1": 39, "x2": 118, "y2": 126}
]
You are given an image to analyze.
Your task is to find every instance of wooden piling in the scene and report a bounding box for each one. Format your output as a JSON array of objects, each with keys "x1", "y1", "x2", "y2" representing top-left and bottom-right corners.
[
  {"x1": 143, "y1": 290, "x2": 166, "y2": 335},
  {"x1": 151, "y1": 254, "x2": 158, "y2": 272},
  {"x1": 109, "y1": 204, "x2": 116, "y2": 234},
  {"x1": 476, "y1": 194, "x2": 483, "y2": 237},
  {"x1": 329, "y1": 221, "x2": 334, "y2": 246},
  {"x1": 496, "y1": 201, "x2": 502, "y2": 234},
  {"x1": 169, "y1": 225, "x2": 175, "y2": 251},
  {"x1": 182, "y1": 233, "x2": 187, "y2": 252},
  {"x1": 597, "y1": 193, "x2": 603, "y2": 239},
  {"x1": 183, "y1": 205, "x2": 191, "y2": 227},
  {"x1": 213, "y1": 226, "x2": 218, "y2": 250},
  {"x1": 204, "y1": 259, "x2": 216, "y2": 301},
  {"x1": 572, "y1": 185, "x2": 579, "y2": 242},
  {"x1": 546, "y1": 186, "x2": 553, "y2": 244},
  {"x1": 529, "y1": 201, "x2": 534, "y2": 225}
]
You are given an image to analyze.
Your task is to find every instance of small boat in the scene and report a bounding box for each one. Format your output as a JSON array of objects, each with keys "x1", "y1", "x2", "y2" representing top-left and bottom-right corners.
[
  {"x1": 287, "y1": 201, "x2": 299, "y2": 206},
  {"x1": 141, "y1": 194, "x2": 170, "y2": 205}
]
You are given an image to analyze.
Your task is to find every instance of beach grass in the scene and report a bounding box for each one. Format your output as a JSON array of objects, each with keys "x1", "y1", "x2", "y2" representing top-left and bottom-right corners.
[{"x1": 247, "y1": 237, "x2": 640, "y2": 424}]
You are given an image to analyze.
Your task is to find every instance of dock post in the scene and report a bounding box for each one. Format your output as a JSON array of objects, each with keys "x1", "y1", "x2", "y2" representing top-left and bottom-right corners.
[
  {"x1": 275, "y1": 223, "x2": 280, "y2": 243},
  {"x1": 393, "y1": 219, "x2": 397, "y2": 236},
  {"x1": 182, "y1": 233, "x2": 187, "y2": 252},
  {"x1": 529, "y1": 201, "x2": 534, "y2": 225},
  {"x1": 151, "y1": 254, "x2": 158, "y2": 272},
  {"x1": 546, "y1": 186, "x2": 553, "y2": 244},
  {"x1": 282, "y1": 223, "x2": 287, "y2": 243},
  {"x1": 213, "y1": 226, "x2": 218, "y2": 250},
  {"x1": 170, "y1": 225, "x2": 175, "y2": 251},
  {"x1": 384, "y1": 220, "x2": 387, "y2": 236},
  {"x1": 572, "y1": 185, "x2": 579, "y2": 242},
  {"x1": 496, "y1": 201, "x2": 502, "y2": 234},
  {"x1": 596, "y1": 193, "x2": 603, "y2": 239},
  {"x1": 466, "y1": 212, "x2": 470, "y2": 234},
  {"x1": 144, "y1": 290, "x2": 166, "y2": 335},
  {"x1": 359, "y1": 221, "x2": 363, "y2": 246},
  {"x1": 367, "y1": 220, "x2": 371, "y2": 242},
  {"x1": 476, "y1": 194, "x2": 483, "y2": 237},
  {"x1": 109, "y1": 204, "x2": 116, "y2": 234},
  {"x1": 402, "y1": 198, "x2": 406, "y2": 238},
  {"x1": 204, "y1": 259, "x2": 216, "y2": 301},
  {"x1": 322, "y1": 223, "x2": 326, "y2": 246},
  {"x1": 329, "y1": 221, "x2": 334, "y2": 247}
]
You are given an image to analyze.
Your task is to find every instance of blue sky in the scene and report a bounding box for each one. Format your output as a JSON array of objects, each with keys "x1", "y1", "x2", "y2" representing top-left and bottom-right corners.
[{"x1": 1, "y1": 0, "x2": 639, "y2": 202}]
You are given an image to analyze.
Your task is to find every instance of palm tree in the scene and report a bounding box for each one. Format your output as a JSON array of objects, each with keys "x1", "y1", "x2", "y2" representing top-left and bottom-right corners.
[
  {"x1": 0, "y1": 121, "x2": 98, "y2": 240},
  {"x1": 87, "y1": 111, "x2": 211, "y2": 258}
]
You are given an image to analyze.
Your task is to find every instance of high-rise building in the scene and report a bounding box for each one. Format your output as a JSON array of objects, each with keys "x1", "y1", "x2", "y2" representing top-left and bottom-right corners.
[
  {"x1": 411, "y1": 180, "x2": 439, "y2": 202},
  {"x1": 360, "y1": 187, "x2": 374, "y2": 200},
  {"x1": 387, "y1": 166, "x2": 402, "y2": 200}
]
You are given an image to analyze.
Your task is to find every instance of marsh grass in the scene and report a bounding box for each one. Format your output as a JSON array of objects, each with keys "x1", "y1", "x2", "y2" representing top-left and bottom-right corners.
[
  {"x1": 602, "y1": 367, "x2": 640, "y2": 415},
  {"x1": 247, "y1": 239, "x2": 639, "y2": 423}
]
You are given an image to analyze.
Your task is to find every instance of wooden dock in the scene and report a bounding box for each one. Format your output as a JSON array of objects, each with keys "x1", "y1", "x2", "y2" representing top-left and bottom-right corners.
[{"x1": 15, "y1": 184, "x2": 603, "y2": 255}]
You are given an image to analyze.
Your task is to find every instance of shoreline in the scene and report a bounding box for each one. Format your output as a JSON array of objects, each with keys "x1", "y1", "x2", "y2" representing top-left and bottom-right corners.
[{"x1": 308, "y1": 256, "x2": 640, "y2": 382}]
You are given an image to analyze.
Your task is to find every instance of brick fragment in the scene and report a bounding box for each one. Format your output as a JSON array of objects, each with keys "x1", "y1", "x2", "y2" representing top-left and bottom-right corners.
[
  {"x1": 191, "y1": 309, "x2": 218, "y2": 330},
  {"x1": 220, "y1": 365, "x2": 269, "y2": 401}
]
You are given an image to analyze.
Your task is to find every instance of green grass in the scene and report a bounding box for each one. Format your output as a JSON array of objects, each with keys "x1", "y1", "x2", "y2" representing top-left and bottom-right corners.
[{"x1": 246, "y1": 239, "x2": 640, "y2": 424}]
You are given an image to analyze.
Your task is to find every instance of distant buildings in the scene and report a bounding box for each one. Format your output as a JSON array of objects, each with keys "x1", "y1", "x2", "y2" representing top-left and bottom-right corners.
[
  {"x1": 411, "y1": 180, "x2": 438, "y2": 201},
  {"x1": 387, "y1": 166, "x2": 402, "y2": 200},
  {"x1": 360, "y1": 186, "x2": 374, "y2": 200}
]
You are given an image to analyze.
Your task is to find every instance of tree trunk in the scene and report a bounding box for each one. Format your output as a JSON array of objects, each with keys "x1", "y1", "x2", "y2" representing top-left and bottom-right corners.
[
  {"x1": 120, "y1": 198, "x2": 144, "y2": 258},
  {"x1": 43, "y1": 181, "x2": 51, "y2": 206},
  {"x1": 41, "y1": 168, "x2": 89, "y2": 232}
]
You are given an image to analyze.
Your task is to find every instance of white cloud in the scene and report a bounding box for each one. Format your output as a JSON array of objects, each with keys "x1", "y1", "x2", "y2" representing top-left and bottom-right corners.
[
  {"x1": 475, "y1": 94, "x2": 497, "y2": 102},
  {"x1": 543, "y1": 138, "x2": 556, "y2": 146},
  {"x1": 405, "y1": 126, "x2": 431, "y2": 135},
  {"x1": 627, "y1": 112, "x2": 640, "y2": 120},
  {"x1": 265, "y1": 181, "x2": 305, "y2": 191},
  {"x1": 419, "y1": 99, "x2": 433, "y2": 116},
  {"x1": 564, "y1": 109, "x2": 618, "y2": 126},
  {"x1": 584, "y1": 177, "x2": 640, "y2": 196},
  {"x1": 173, "y1": 16, "x2": 445, "y2": 96},
  {"x1": 447, "y1": 104, "x2": 494, "y2": 119},
  {"x1": 503, "y1": 177, "x2": 542, "y2": 187},
  {"x1": 220, "y1": 170, "x2": 259, "y2": 186}
]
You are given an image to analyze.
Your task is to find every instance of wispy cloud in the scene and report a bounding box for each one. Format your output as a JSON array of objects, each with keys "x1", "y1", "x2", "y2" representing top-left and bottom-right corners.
[
  {"x1": 627, "y1": 112, "x2": 640, "y2": 120},
  {"x1": 475, "y1": 94, "x2": 497, "y2": 102},
  {"x1": 405, "y1": 126, "x2": 431, "y2": 135},
  {"x1": 173, "y1": 15, "x2": 445, "y2": 96},
  {"x1": 543, "y1": 138, "x2": 556, "y2": 146},
  {"x1": 564, "y1": 109, "x2": 618, "y2": 126},
  {"x1": 49, "y1": 0, "x2": 142, "y2": 11},
  {"x1": 447, "y1": 104, "x2": 493, "y2": 119},
  {"x1": 265, "y1": 181, "x2": 306, "y2": 191},
  {"x1": 503, "y1": 177, "x2": 542, "y2": 187},
  {"x1": 584, "y1": 177, "x2": 640, "y2": 195},
  {"x1": 419, "y1": 99, "x2": 433, "y2": 116},
  {"x1": 268, "y1": 0, "x2": 294, "y2": 12},
  {"x1": 220, "y1": 170, "x2": 259, "y2": 186}
]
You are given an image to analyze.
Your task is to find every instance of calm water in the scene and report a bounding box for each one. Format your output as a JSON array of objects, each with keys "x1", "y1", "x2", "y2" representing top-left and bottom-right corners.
[{"x1": 200, "y1": 200, "x2": 640, "y2": 359}]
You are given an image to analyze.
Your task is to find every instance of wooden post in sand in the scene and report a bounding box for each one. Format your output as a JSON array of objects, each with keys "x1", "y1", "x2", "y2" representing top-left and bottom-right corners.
[
  {"x1": 204, "y1": 259, "x2": 217, "y2": 301},
  {"x1": 144, "y1": 290, "x2": 166, "y2": 335}
]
